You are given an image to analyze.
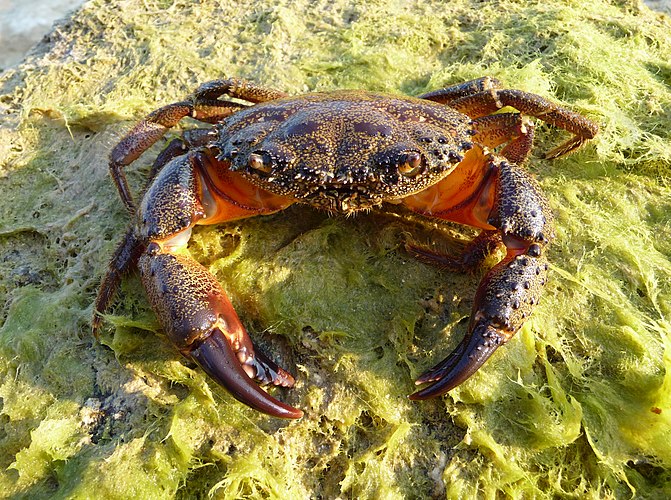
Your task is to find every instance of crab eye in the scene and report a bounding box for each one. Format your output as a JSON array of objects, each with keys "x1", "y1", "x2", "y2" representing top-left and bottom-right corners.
[
  {"x1": 248, "y1": 152, "x2": 273, "y2": 173},
  {"x1": 397, "y1": 151, "x2": 423, "y2": 177}
]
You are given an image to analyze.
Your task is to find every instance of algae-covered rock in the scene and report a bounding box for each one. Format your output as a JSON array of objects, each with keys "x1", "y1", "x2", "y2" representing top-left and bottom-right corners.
[{"x1": 1, "y1": 0, "x2": 670, "y2": 497}]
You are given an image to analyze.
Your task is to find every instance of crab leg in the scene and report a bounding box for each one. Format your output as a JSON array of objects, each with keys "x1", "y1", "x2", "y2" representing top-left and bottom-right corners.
[
  {"x1": 92, "y1": 228, "x2": 143, "y2": 337},
  {"x1": 99, "y1": 145, "x2": 302, "y2": 418},
  {"x1": 406, "y1": 230, "x2": 503, "y2": 272},
  {"x1": 193, "y1": 78, "x2": 289, "y2": 103},
  {"x1": 109, "y1": 100, "x2": 244, "y2": 212},
  {"x1": 470, "y1": 113, "x2": 536, "y2": 165},
  {"x1": 418, "y1": 76, "x2": 504, "y2": 104},
  {"x1": 419, "y1": 77, "x2": 598, "y2": 159},
  {"x1": 403, "y1": 146, "x2": 553, "y2": 399},
  {"x1": 108, "y1": 78, "x2": 288, "y2": 211}
]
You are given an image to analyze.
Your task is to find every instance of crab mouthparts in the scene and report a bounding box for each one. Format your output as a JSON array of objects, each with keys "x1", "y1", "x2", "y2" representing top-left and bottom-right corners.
[{"x1": 299, "y1": 185, "x2": 383, "y2": 213}]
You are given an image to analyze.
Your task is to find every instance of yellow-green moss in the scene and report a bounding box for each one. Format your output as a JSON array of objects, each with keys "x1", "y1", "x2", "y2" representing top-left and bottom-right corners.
[{"x1": 1, "y1": 0, "x2": 670, "y2": 497}]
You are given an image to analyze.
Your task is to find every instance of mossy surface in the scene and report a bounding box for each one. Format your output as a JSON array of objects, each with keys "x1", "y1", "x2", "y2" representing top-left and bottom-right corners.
[{"x1": 0, "y1": 0, "x2": 670, "y2": 497}]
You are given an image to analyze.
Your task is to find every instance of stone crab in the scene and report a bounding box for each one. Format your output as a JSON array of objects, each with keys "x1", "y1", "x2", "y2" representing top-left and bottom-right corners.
[{"x1": 93, "y1": 77, "x2": 597, "y2": 419}]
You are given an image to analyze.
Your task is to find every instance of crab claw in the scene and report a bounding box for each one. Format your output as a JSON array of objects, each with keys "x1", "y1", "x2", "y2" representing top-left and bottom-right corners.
[
  {"x1": 409, "y1": 322, "x2": 508, "y2": 400},
  {"x1": 410, "y1": 247, "x2": 549, "y2": 400},
  {"x1": 189, "y1": 328, "x2": 303, "y2": 418},
  {"x1": 139, "y1": 249, "x2": 303, "y2": 419}
]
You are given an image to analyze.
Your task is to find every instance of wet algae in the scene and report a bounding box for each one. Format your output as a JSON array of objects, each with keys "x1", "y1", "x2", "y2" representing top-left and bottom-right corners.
[{"x1": 0, "y1": 0, "x2": 670, "y2": 497}]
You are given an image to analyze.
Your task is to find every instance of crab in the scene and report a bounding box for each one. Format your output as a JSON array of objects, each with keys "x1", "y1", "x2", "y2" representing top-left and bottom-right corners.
[{"x1": 93, "y1": 77, "x2": 597, "y2": 419}]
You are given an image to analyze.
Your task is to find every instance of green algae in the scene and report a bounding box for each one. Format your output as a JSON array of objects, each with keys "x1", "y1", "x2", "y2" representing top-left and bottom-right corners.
[{"x1": 0, "y1": 0, "x2": 670, "y2": 497}]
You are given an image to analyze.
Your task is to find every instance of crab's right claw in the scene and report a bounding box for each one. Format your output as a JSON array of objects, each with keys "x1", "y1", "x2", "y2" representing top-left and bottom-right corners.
[
  {"x1": 139, "y1": 250, "x2": 303, "y2": 419},
  {"x1": 189, "y1": 328, "x2": 303, "y2": 419}
]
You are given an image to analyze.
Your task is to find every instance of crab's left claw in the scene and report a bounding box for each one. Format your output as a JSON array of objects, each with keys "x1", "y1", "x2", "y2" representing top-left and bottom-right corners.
[
  {"x1": 410, "y1": 244, "x2": 550, "y2": 400},
  {"x1": 406, "y1": 155, "x2": 554, "y2": 400},
  {"x1": 139, "y1": 250, "x2": 303, "y2": 419},
  {"x1": 410, "y1": 250, "x2": 548, "y2": 400},
  {"x1": 408, "y1": 323, "x2": 506, "y2": 400}
]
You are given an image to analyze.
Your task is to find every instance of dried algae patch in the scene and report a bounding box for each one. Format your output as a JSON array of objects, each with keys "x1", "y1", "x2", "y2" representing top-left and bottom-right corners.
[{"x1": 0, "y1": 0, "x2": 670, "y2": 498}]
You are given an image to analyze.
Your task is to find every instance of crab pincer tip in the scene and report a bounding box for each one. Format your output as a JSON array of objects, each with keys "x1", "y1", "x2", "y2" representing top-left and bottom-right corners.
[
  {"x1": 408, "y1": 323, "x2": 505, "y2": 401},
  {"x1": 189, "y1": 329, "x2": 303, "y2": 419}
]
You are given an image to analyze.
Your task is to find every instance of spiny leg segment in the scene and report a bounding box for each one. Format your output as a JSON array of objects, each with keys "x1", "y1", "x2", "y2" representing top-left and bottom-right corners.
[{"x1": 419, "y1": 76, "x2": 598, "y2": 159}]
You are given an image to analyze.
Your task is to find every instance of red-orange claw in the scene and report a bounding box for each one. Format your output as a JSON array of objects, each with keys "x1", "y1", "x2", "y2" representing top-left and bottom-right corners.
[
  {"x1": 138, "y1": 250, "x2": 303, "y2": 418},
  {"x1": 189, "y1": 329, "x2": 303, "y2": 419},
  {"x1": 409, "y1": 323, "x2": 508, "y2": 400}
]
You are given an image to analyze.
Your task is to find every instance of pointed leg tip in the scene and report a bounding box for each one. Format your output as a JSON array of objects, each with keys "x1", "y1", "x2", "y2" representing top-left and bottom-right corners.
[{"x1": 91, "y1": 313, "x2": 102, "y2": 339}]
